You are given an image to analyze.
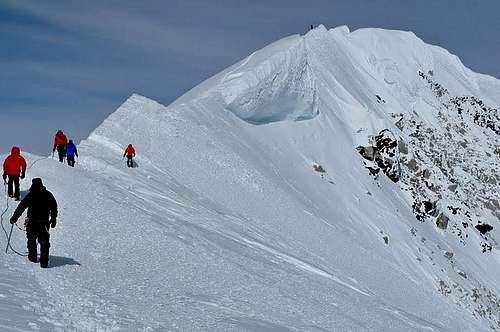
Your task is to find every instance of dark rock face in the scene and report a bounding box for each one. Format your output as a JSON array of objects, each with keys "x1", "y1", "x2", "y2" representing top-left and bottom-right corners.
[
  {"x1": 406, "y1": 159, "x2": 418, "y2": 171},
  {"x1": 450, "y1": 96, "x2": 499, "y2": 135},
  {"x1": 448, "y1": 184, "x2": 458, "y2": 192},
  {"x1": 423, "y1": 201, "x2": 436, "y2": 214},
  {"x1": 313, "y1": 163, "x2": 326, "y2": 173},
  {"x1": 355, "y1": 70, "x2": 500, "y2": 328},
  {"x1": 357, "y1": 130, "x2": 401, "y2": 183},
  {"x1": 419, "y1": 71, "x2": 448, "y2": 97},
  {"x1": 398, "y1": 140, "x2": 408, "y2": 154},
  {"x1": 412, "y1": 200, "x2": 438, "y2": 221},
  {"x1": 475, "y1": 223, "x2": 493, "y2": 235},
  {"x1": 358, "y1": 71, "x2": 498, "y2": 257},
  {"x1": 356, "y1": 146, "x2": 377, "y2": 161},
  {"x1": 376, "y1": 94, "x2": 386, "y2": 104},
  {"x1": 436, "y1": 213, "x2": 449, "y2": 230}
]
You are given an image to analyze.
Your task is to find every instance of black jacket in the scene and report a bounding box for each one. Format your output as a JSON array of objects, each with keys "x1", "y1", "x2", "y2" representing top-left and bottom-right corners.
[{"x1": 12, "y1": 185, "x2": 57, "y2": 224}]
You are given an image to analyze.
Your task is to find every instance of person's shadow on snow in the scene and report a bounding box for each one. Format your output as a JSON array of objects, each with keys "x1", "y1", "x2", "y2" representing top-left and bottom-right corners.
[
  {"x1": 127, "y1": 160, "x2": 139, "y2": 168},
  {"x1": 48, "y1": 255, "x2": 81, "y2": 268}
]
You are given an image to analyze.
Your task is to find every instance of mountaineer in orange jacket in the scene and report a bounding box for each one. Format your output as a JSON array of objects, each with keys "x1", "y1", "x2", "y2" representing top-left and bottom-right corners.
[
  {"x1": 3, "y1": 146, "x2": 27, "y2": 200},
  {"x1": 123, "y1": 144, "x2": 136, "y2": 168},
  {"x1": 53, "y1": 130, "x2": 68, "y2": 163}
]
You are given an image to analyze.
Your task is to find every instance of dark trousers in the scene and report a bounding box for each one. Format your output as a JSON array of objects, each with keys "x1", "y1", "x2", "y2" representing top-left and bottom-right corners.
[
  {"x1": 126, "y1": 155, "x2": 134, "y2": 168},
  {"x1": 26, "y1": 223, "x2": 50, "y2": 266},
  {"x1": 7, "y1": 176, "x2": 20, "y2": 199},
  {"x1": 67, "y1": 157, "x2": 75, "y2": 167},
  {"x1": 57, "y1": 144, "x2": 66, "y2": 162}
]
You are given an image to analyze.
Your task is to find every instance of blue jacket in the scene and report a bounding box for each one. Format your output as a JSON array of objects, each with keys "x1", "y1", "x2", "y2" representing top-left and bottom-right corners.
[{"x1": 66, "y1": 143, "x2": 78, "y2": 158}]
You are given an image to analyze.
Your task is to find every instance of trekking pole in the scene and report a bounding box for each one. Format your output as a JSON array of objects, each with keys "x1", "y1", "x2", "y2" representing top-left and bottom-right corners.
[{"x1": 5, "y1": 223, "x2": 13, "y2": 254}]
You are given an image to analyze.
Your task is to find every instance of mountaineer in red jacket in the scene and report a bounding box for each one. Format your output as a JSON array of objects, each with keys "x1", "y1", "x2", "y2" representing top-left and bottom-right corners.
[
  {"x1": 123, "y1": 144, "x2": 136, "y2": 168},
  {"x1": 53, "y1": 130, "x2": 68, "y2": 163},
  {"x1": 3, "y1": 146, "x2": 27, "y2": 200}
]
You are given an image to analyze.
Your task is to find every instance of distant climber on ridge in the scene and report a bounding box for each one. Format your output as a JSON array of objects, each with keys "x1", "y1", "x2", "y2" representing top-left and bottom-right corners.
[
  {"x1": 3, "y1": 146, "x2": 27, "y2": 201},
  {"x1": 10, "y1": 178, "x2": 58, "y2": 268},
  {"x1": 66, "y1": 139, "x2": 78, "y2": 167},
  {"x1": 123, "y1": 144, "x2": 136, "y2": 168},
  {"x1": 53, "y1": 130, "x2": 68, "y2": 163}
]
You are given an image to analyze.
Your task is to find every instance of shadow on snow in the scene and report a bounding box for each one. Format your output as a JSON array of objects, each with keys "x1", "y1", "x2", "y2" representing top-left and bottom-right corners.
[{"x1": 48, "y1": 255, "x2": 81, "y2": 268}]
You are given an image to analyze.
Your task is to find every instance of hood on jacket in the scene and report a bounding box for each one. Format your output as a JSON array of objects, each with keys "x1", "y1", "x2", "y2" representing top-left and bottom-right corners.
[
  {"x1": 10, "y1": 146, "x2": 20, "y2": 156},
  {"x1": 30, "y1": 178, "x2": 46, "y2": 192}
]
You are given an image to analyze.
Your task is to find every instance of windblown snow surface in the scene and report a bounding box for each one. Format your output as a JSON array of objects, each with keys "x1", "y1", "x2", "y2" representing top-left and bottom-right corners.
[{"x1": 1, "y1": 25, "x2": 499, "y2": 331}]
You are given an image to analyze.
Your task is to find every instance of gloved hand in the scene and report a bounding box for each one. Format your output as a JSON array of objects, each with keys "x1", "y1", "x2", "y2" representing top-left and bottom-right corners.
[
  {"x1": 50, "y1": 218, "x2": 56, "y2": 228},
  {"x1": 2, "y1": 173, "x2": 6, "y2": 181},
  {"x1": 20, "y1": 172, "x2": 25, "y2": 179},
  {"x1": 10, "y1": 217, "x2": 17, "y2": 224},
  {"x1": 52, "y1": 147, "x2": 56, "y2": 152}
]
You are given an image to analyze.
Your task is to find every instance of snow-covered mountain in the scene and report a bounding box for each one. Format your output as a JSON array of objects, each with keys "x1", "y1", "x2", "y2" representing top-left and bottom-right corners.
[{"x1": 1, "y1": 25, "x2": 499, "y2": 331}]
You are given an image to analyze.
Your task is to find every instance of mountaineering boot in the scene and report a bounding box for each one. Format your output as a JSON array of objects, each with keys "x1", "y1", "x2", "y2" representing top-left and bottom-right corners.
[{"x1": 40, "y1": 260, "x2": 48, "y2": 268}]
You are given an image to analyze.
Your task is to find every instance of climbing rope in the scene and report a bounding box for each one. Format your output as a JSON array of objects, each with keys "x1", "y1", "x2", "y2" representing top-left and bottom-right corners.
[
  {"x1": 1, "y1": 155, "x2": 49, "y2": 256},
  {"x1": 28, "y1": 156, "x2": 49, "y2": 172},
  {"x1": 1, "y1": 181, "x2": 27, "y2": 256}
]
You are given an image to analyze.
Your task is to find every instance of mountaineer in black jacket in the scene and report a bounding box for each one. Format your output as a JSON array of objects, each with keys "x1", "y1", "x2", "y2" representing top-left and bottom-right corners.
[{"x1": 10, "y1": 178, "x2": 58, "y2": 268}]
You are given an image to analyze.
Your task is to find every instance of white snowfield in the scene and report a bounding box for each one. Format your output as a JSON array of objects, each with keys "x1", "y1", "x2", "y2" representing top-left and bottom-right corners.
[{"x1": 1, "y1": 25, "x2": 499, "y2": 331}]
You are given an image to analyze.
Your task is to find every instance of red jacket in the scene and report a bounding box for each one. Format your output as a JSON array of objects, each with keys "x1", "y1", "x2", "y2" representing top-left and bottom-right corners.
[
  {"x1": 53, "y1": 130, "x2": 68, "y2": 149},
  {"x1": 124, "y1": 145, "x2": 136, "y2": 157},
  {"x1": 3, "y1": 147, "x2": 27, "y2": 177}
]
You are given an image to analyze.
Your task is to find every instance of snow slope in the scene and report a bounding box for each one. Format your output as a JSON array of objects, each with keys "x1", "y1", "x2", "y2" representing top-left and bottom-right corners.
[{"x1": 1, "y1": 25, "x2": 499, "y2": 331}]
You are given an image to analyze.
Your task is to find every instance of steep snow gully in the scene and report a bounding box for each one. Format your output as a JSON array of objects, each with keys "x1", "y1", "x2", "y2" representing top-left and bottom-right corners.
[{"x1": 1, "y1": 25, "x2": 499, "y2": 331}]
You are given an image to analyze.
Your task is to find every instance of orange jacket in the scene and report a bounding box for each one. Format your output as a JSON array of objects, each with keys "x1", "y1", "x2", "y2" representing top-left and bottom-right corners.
[
  {"x1": 53, "y1": 130, "x2": 68, "y2": 149},
  {"x1": 3, "y1": 147, "x2": 27, "y2": 177},
  {"x1": 124, "y1": 145, "x2": 136, "y2": 157}
]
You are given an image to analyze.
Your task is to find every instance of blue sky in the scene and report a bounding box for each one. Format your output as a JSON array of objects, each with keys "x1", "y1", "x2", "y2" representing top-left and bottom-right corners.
[{"x1": 1, "y1": 0, "x2": 499, "y2": 154}]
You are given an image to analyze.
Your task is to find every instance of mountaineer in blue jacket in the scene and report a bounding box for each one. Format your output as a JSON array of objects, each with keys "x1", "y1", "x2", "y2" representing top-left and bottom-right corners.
[{"x1": 66, "y1": 140, "x2": 78, "y2": 167}]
